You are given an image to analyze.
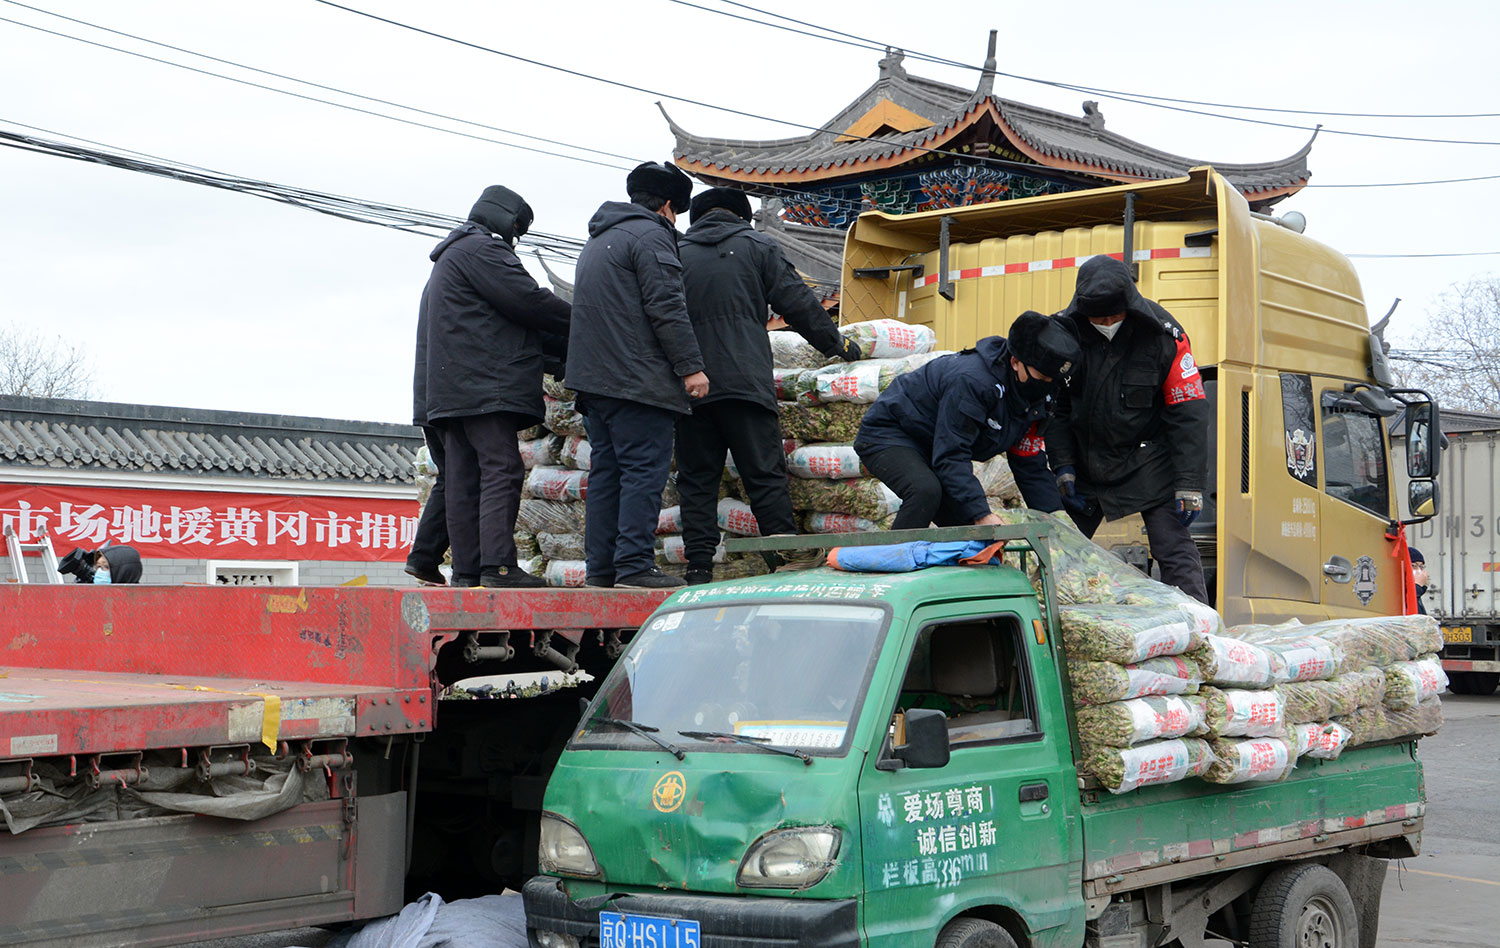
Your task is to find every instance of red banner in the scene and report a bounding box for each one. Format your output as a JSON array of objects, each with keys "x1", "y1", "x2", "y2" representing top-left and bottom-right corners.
[{"x1": 0, "y1": 484, "x2": 418, "y2": 562}]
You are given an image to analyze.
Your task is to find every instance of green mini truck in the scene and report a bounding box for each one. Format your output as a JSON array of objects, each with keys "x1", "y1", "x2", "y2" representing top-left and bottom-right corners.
[{"x1": 522, "y1": 526, "x2": 1423, "y2": 948}]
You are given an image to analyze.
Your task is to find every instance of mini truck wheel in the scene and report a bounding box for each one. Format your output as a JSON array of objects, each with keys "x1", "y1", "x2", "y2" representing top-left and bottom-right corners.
[
  {"x1": 935, "y1": 917, "x2": 1019, "y2": 948},
  {"x1": 1249, "y1": 863, "x2": 1359, "y2": 948}
]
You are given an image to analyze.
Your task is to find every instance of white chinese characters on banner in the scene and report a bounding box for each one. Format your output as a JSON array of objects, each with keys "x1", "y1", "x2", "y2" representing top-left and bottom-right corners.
[{"x1": 0, "y1": 486, "x2": 418, "y2": 563}]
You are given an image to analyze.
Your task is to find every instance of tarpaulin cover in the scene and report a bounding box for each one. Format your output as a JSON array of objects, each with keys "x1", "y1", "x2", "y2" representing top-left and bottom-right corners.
[{"x1": 316, "y1": 892, "x2": 527, "y2": 948}]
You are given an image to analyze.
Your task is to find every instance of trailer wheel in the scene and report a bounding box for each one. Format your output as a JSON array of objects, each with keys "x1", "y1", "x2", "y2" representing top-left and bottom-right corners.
[
  {"x1": 1249, "y1": 863, "x2": 1358, "y2": 948},
  {"x1": 1447, "y1": 672, "x2": 1474, "y2": 695},
  {"x1": 1467, "y1": 672, "x2": 1500, "y2": 696},
  {"x1": 935, "y1": 917, "x2": 1019, "y2": 948}
]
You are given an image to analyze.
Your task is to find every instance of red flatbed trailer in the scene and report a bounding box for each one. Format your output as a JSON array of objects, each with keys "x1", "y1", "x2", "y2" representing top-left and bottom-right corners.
[{"x1": 0, "y1": 585, "x2": 668, "y2": 948}]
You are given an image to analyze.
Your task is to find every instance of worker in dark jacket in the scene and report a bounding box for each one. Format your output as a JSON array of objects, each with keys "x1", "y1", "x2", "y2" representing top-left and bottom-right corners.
[
  {"x1": 676, "y1": 188, "x2": 861, "y2": 582},
  {"x1": 412, "y1": 184, "x2": 571, "y2": 588},
  {"x1": 1047, "y1": 255, "x2": 1211, "y2": 603},
  {"x1": 854, "y1": 311, "x2": 1079, "y2": 529},
  {"x1": 569, "y1": 161, "x2": 709, "y2": 589},
  {"x1": 58, "y1": 545, "x2": 143, "y2": 584}
]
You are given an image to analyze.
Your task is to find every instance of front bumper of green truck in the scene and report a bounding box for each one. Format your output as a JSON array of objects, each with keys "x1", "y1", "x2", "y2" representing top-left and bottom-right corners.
[{"x1": 522, "y1": 875, "x2": 859, "y2": 948}]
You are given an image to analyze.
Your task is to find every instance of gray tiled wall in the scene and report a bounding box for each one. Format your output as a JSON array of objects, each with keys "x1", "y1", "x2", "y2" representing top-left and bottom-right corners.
[{"x1": 0, "y1": 556, "x2": 416, "y2": 587}]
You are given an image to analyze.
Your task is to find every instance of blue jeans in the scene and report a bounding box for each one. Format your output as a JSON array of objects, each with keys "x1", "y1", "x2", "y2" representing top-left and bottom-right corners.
[{"x1": 583, "y1": 396, "x2": 676, "y2": 579}]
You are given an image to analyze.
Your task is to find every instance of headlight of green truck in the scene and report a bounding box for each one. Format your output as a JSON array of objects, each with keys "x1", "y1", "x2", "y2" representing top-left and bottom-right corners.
[
  {"x1": 539, "y1": 811, "x2": 600, "y2": 878},
  {"x1": 736, "y1": 825, "x2": 841, "y2": 889}
]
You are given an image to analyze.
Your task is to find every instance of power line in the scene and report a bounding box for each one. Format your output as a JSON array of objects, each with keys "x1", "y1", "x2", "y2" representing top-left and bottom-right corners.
[
  {"x1": 0, "y1": 12, "x2": 634, "y2": 172},
  {"x1": 1304, "y1": 173, "x2": 1500, "y2": 189},
  {"x1": 696, "y1": 0, "x2": 1500, "y2": 122},
  {"x1": 1347, "y1": 251, "x2": 1500, "y2": 259}
]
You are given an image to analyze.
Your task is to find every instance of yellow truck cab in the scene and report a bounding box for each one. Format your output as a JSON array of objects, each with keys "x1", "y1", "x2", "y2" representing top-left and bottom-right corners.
[{"x1": 839, "y1": 168, "x2": 1438, "y2": 624}]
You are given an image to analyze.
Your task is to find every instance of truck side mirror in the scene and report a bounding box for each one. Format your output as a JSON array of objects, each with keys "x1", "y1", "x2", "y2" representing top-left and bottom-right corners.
[
  {"x1": 894, "y1": 708, "x2": 950, "y2": 769},
  {"x1": 1407, "y1": 479, "x2": 1439, "y2": 522},
  {"x1": 1405, "y1": 401, "x2": 1438, "y2": 479}
]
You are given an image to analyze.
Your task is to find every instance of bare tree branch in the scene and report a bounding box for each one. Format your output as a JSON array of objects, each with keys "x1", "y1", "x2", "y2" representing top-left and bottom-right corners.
[
  {"x1": 1391, "y1": 276, "x2": 1500, "y2": 413},
  {"x1": 0, "y1": 323, "x2": 97, "y2": 399}
]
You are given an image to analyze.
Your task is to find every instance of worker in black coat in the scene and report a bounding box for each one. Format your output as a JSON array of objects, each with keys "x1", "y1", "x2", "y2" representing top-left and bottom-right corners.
[
  {"x1": 569, "y1": 161, "x2": 709, "y2": 589},
  {"x1": 58, "y1": 545, "x2": 142, "y2": 584},
  {"x1": 1047, "y1": 255, "x2": 1212, "y2": 603},
  {"x1": 854, "y1": 311, "x2": 1079, "y2": 529},
  {"x1": 411, "y1": 184, "x2": 571, "y2": 588},
  {"x1": 675, "y1": 188, "x2": 862, "y2": 582}
]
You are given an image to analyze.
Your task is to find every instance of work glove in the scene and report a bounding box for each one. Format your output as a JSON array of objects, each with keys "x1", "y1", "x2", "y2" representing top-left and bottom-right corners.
[
  {"x1": 1174, "y1": 490, "x2": 1204, "y2": 528},
  {"x1": 838, "y1": 337, "x2": 863, "y2": 363},
  {"x1": 1054, "y1": 465, "x2": 1090, "y2": 515}
]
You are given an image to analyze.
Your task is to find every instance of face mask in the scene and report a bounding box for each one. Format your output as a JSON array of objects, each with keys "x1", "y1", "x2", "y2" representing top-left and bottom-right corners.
[
  {"x1": 1017, "y1": 377, "x2": 1058, "y2": 403},
  {"x1": 1092, "y1": 319, "x2": 1123, "y2": 341},
  {"x1": 94, "y1": 566, "x2": 111, "y2": 585}
]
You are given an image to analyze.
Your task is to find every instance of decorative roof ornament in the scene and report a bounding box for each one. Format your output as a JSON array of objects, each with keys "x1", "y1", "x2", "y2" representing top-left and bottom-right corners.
[
  {"x1": 878, "y1": 46, "x2": 907, "y2": 80},
  {"x1": 1082, "y1": 100, "x2": 1106, "y2": 131},
  {"x1": 754, "y1": 196, "x2": 786, "y2": 232},
  {"x1": 975, "y1": 30, "x2": 998, "y2": 98}
]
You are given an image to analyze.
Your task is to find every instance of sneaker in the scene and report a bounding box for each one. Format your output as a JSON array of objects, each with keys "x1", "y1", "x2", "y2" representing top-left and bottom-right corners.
[
  {"x1": 684, "y1": 568, "x2": 714, "y2": 586},
  {"x1": 451, "y1": 573, "x2": 481, "y2": 588},
  {"x1": 585, "y1": 575, "x2": 615, "y2": 588},
  {"x1": 774, "y1": 548, "x2": 827, "y2": 573},
  {"x1": 615, "y1": 568, "x2": 686, "y2": 589},
  {"x1": 480, "y1": 566, "x2": 546, "y2": 589},
  {"x1": 404, "y1": 562, "x2": 447, "y2": 586}
]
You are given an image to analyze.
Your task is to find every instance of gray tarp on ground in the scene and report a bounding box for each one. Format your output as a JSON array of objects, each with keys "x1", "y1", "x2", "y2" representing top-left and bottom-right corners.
[{"x1": 321, "y1": 893, "x2": 527, "y2": 948}]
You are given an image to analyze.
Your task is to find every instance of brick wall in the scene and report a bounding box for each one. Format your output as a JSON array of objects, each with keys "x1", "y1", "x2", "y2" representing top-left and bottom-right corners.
[{"x1": 0, "y1": 555, "x2": 417, "y2": 587}]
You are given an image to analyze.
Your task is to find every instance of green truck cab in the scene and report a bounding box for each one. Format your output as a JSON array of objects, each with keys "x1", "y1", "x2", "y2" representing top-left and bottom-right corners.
[{"x1": 524, "y1": 527, "x2": 1423, "y2": 948}]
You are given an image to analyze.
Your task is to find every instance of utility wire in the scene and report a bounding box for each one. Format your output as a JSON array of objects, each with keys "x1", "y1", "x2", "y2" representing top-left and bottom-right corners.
[
  {"x1": 1346, "y1": 251, "x2": 1500, "y2": 259},
  {"x1": 0, "y1": 13, "x2": 633, "y2": 171},
  {"x1": 697, "y1": 0, "x2": 1500, "y2": 121}
]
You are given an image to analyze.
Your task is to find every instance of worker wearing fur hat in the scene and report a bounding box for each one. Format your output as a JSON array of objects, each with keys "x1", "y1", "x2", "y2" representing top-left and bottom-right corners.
[
  {"x1": 1047, "y1": 254, "x2": 1212, "y2": 604},
  {"x1": 675, "y1": 187, "x2": 862, "y2": 582},
  {"x1": 855, "y1": 311, "x2": 1080, "y2": 530},
  {"x1": 569, "y1": 161, "x2": 710, "y2": 589}
]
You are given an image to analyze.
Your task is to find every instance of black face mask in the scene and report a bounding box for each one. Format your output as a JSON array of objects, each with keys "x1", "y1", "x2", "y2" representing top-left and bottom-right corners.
[{"x1": 1015, "y1": 376, "x2": 1058, "y2": 404}]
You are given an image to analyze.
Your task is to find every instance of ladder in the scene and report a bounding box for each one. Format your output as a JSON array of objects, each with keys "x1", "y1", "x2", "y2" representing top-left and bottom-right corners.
[{"x1": 4, "y1": 523, "x2": 62, "y2": 584}]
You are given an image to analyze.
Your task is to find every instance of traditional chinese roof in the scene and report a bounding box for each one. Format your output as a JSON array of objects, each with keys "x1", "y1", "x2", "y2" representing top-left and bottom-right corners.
[
  {"x1": 665, "y1": 41, "x2": 1313, "y2": 205},
  {"x1": 0, "y1": 395, "x2": 420, "y2": 485}
]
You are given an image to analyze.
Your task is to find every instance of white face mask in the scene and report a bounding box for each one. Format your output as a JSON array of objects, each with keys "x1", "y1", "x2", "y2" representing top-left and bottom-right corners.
[{"x1": 1092, "y1": 320, "x2": 1124, "y2": 341}]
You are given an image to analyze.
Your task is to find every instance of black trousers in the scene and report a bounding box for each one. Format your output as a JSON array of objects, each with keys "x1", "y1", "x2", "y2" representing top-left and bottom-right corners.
[
  {"x1": 584, "y1": 396, "x2": 676, "y2": 580},
  {"x1": 439, "y1": 412, "x2": 524, "y2": 575},
  {"x1": 1068, "y1": 501, "x2": 1210, "y2": 605},
  {"x1": 676, "y1": 399, "x2": 798, "y2": 570},
  {"x1": 406, "y1": 425, "x2": 449, "y2": 572},
  {"x1": 858, "y1": 444, "x2": 976, "y2": 530}
]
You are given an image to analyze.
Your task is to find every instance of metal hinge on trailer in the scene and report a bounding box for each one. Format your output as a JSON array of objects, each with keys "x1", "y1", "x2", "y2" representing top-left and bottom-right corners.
[
  {"x1": 86, "y1": 750, "x2": 147, "y2": 789},
  {"x1": 0, "y1": 758, "x2": 39, "y2": 793}
]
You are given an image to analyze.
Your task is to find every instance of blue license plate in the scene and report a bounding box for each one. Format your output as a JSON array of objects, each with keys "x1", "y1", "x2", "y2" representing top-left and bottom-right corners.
[{"x1": 599, "y1": 910, "x2": 701, "y2": 948}]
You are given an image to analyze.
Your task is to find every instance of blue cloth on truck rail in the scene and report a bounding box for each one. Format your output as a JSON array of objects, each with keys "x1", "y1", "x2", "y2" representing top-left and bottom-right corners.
[{"x1": 827, "y1": 540, "x2": 996, "y2": 572}]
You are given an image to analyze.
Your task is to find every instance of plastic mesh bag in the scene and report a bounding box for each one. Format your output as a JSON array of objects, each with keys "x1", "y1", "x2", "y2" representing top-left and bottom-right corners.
[
  {"x1": 1060, "y1": 604, "x2": 1206, "y2": 664},
  {"x1": 803, "y1": 511, "x2": 886, "y2": 534},
  {"x1": 537, "y1": 532, "x2": 586, "y2": 561},
  {"x1": 769, "y1": 331, "x2": 832, "y2": 369},
  {"x1": 519, "y1": 434, "x2": 562, "y2": 470},
  {"x1": 657, "y1": 535, "x2": 725, "y2": 565},
  {"x1": 543, "y1": 560, "x2": 587, "y2": 588},
  {"x1": 1264, "y1": 638, "x2": 1344, "y2": 682},
  {"x1": 1204, "y1": 737, "x2": 1297, "y2": 784},
  {"x1": 1188, "y1": 634, "x2": 1288, "y2": 687},
  {"x1": 1384, "y1": 656, "x2": 1447, "y2": 710},
  {"x1": 777, "y1": 401, "x2": 869, "y2": 443},
  {"x1": 517, "y1": 499, "x2": 585, "y2": 536},
  {"x1": 1374, "y1": 696, "x2": 1444, "y2": 741},
  {"x1": 1279, "y1": 680, "x2": 1338, "y2": 724},
  {"x1": 1337, "y1": 704, "x2": 1390, "y2": 747},
  {"x1": 1203, "y1": 687, "x2": 1286, "y2": 738},
  {"x1": 525, "y1": 466, "x2": 587, "y2": 502},
  {"x1": 773, "y1": 367, "x2": 804, "y2": 401},
  {"x1": 1074, "y1": 695, "x2": 1209, "y2": 747},
  {"x1": 787, "y1": 443, "x2": 865, "y2": 479},
  {"x1": 1082, "y1": 738, "x2": 1214, "y2": 794},
  {"x1": 840, "y1": 319, "x2": 937, "y2": 359},
  {"x1": 543, "y1": 396, "x2": 587, "y2": 438},
  {"x1": 1279, "y1": 615, "x2": 1443, "y2": 669},
  {"x1": 1067, "y1": 656, "x2": 1202, "y2": 706},
  {"x1": 717, "y1": 498, "x2": 761, "y2": 536},
  {"x1": 542, "y1": 374, "x2": 576, "y2": 400},
  {"x1": 558, "y1": 434, "x2": 591, "y2": 471},
  {"x1": 975, "y1": 455, "x2": 1019, "y2": 506},
  {"x1": 657, "y1": 506, "x2": 683, "y2": 536},
  {"x1": 515, "y1": 531, "x2": 541, "y2": 560},
  {"x1": 1293, "y1": 722, "x2": 1354, "y2": 759},
  {"x1": 788, "y1": 477, "x2": 901, "y2": 521}
]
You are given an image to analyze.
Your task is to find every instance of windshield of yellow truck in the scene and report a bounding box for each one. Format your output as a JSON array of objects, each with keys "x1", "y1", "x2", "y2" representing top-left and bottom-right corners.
[{"x1": 573, "y1": 602, "x2": 889, "y2": 758}]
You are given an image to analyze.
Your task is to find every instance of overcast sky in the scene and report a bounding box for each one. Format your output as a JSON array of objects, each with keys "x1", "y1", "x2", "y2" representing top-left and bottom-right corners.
[{"x1": 1, "y1": 0, "x2": 1496, "y2": 425}]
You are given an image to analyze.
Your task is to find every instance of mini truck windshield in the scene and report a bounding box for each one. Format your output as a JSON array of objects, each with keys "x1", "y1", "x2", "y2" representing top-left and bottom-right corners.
[{"x1": 575, "y1": 602, "x2": 888, "y2": 758}]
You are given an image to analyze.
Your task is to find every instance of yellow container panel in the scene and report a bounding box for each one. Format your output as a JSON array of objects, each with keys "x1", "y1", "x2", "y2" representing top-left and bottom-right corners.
[{"x1": 1253, "y1": 223, "x2": 1371, "y2": 382}]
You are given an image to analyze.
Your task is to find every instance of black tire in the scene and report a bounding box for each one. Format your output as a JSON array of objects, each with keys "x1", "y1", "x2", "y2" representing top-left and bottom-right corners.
[
  {"x1": 1469, "y1": 672, "x2": 1500, "y2": 696},
  {"x1": 1447, "y1": 672, "x2": 1474, "y2": 695},
  {"x1": 935, "y1": 917, "x2": 1020, "y2": 948},
  {"x1": 1249, "y1": 863, "x2": 1359, "y2": 948}
]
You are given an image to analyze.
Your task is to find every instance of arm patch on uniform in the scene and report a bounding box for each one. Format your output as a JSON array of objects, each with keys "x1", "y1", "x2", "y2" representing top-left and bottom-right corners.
[
  {"x1": 1163, "y1": 336, "x2": 1207, "y2": 405},
  {"x1": 1010, "y1": 422, "x2": 1046, "y2": 457}
]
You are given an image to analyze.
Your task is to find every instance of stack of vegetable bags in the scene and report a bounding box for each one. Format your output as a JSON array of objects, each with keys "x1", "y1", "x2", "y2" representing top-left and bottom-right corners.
[
  {"x1": 513, "y1": 375, "x2": 593, "y2": 586},
  {"x1": 993, "y1": 508, "x2": 1446, "y2": 794}
]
